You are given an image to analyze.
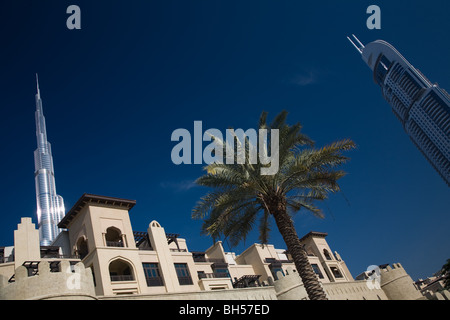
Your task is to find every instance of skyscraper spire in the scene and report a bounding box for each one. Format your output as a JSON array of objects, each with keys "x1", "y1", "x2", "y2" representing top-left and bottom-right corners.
[
  {"x1": 33, "y1": 76, "x2": 65, "y2": 245},
  {"x1": 36, "y1": 73, "x2": 40, "y2": 100},
  {"x1": 347, "y1": 34, "x2": 364, "y2": 54}
]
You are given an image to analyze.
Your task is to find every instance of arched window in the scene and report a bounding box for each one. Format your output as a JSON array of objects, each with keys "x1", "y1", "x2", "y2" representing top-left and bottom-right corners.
[
  {"x1": 323, "y1": 249, "x2": 332, "y2": 260},
  {"x1": 76, "y1": 237, "x2": 89, "y2": 259},
  {"x1": 151, "y1": 220, "x2": 161, "y2": 228},
  {"x1": 105, "y1": 227, "x2": 125, "y2": 247},
  {"x1": 109, "y1": 259, "x2": 135, "y2": 282}
]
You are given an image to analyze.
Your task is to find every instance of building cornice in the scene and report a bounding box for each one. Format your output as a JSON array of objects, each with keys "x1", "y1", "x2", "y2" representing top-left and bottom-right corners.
[
  {"x1": 58, "y1": 193, "x2": 136, "y2": 229},
  {"x1": 299, "y1": 231, "x2": 328, "y2": 243}
]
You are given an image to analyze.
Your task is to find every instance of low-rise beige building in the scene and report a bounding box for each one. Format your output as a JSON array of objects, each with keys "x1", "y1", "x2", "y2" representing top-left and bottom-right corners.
[{"x1": 0, "y1": 193, "x2": 425, "y2": 300}]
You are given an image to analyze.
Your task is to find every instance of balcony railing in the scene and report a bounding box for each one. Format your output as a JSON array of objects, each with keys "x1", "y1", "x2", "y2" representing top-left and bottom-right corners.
[
  {"x1": 137, "y1": 244, "x2": 154, "y2": 251},
  {"x1": 193, "y1": 255, "x2": 207, "y2": 262},
  {"x1": 40, "y1": 253, "x2": 80, "y2": 259},
  {"x1": 208, "y1": 258, "x2": 226, "y2": 263},
  {"x1": 0, "y1": 256, "x2": 14, "y2": 264},
  {"x1": 110, "y1": 274, "x2": 134, "y2": 282},
  {"x1": 106, "y1": 241, "x2": 125, "y2": 247},
  {"x1": 264, "y1": 258, "x2": 293, "y2": 264},
  {"x1": 198, "y1": 272, "x2": 230, "y2": 279},
  {"x1": 192, "y1": 256, "x2": 226, "y2": 263}
]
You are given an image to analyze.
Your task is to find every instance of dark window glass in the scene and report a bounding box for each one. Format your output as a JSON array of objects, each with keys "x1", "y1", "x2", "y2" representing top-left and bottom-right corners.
[
  {"x1": 311, "y1": 264, "x2": 324, "y2": 279},
  {"x1": 174, "y1": 263, "x2": 193, "y2": 285},
  {"x1": 142, "y1": 263, "x2": 164, "y2": 286},
  {"x1": 330, "y1": 267, "x2": 343, "y2": 279}
]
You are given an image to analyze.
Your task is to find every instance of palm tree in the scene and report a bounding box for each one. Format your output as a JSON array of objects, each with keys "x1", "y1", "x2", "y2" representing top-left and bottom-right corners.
[{"x1": 192, "y1": 110, "x2": 356, "y2": 300}]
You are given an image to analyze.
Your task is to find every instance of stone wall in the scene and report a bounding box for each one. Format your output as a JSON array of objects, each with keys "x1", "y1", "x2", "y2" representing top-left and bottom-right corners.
[
  {"x1": 0, "y1": 260, "x2": 96, "y2": 300},
  {"x1": 273, "y1": 267, "x2": 387, "y2": 300},
  {"x1": 323, "y1": 280, "x2": 387, "y2": 300},
  {"x1": 98, "y1": 286, "x2": 277, "y2": 300},
  {"x1": 272, "y1": 268, "x2": 309, "y2": 300},
  {"x1": 423, "y1": 289, "x2": 450, "y2": 301},
  {"x1": 0, "y1": 258, "x2": 275, "y2": 300},
  {"x1": 1, "y1": 260, "x2": 427, "y2": 300}
]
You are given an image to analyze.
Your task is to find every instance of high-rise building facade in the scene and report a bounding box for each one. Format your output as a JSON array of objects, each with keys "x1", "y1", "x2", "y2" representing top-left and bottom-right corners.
[
  {"x1": 348, "y1": 36, "x2": 450, "y2": 186},
  {"x1": 34, "y1": 75, "x2": 65, "y2": 245}
]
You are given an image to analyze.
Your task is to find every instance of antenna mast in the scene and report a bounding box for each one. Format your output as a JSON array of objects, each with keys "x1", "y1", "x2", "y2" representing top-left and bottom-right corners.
[{"x1": 347, "y1": 34, "x2": 365, "y2": 54}]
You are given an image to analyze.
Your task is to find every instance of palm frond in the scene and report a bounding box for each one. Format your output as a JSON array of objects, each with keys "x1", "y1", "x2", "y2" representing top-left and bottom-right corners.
[
  {"x1": 280, "y1": 139, "x2": 355, "y2": 192},
  {"x1": 258, "y1": 111, "x2": 269, "y2": 130},
  {"x1": 269, "y1": 110, "x2": 289, "y2": 130},
  {"x1": 258, "y1": 209, "x2": 271, "y2": 245},
  {"x1": 286, "y1": 198, "x2": 324, "y2": 219}
]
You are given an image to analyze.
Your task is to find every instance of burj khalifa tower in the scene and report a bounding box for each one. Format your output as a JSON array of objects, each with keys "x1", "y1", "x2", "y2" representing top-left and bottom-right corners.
[{"x1": 34, "y1": 75, "x2": 65, "y2": 245}]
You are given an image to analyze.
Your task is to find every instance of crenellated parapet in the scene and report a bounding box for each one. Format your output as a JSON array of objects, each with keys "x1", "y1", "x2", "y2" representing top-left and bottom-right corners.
[
  {"x1": 273, "y1": 266, "x2": 388, "y2": 300},
  {"x1": 0, "y1": 260, "x2": 96, "y2": 300},
  {"x1": 380, "y1": 263, "x2": 424, "y2": 300},
  {"x1": 273, "y1": 267, "x2": 327, "y2": 300},
  {"x1": 423, "y1": 289, "x2": 450, "y2": 300}
]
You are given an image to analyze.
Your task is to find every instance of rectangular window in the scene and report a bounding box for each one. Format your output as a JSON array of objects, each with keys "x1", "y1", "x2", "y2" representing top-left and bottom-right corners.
[
  {"x1": 330, "y1": 266, "x2": 343, "y2": 279},
  {"x1": 311, "y1": 264, "x2": 324, "y2": 279},
  {"x1": 142, "y1": 263, "x2": 164, "y2": 286},
  {"x1": 174, "y1": 263, "x2": 193, "y2": 285},
  {"x1": 375, "y1": 55, "x2": 392, "y2": 85},
  {"x1": 212, "y1": 267, "x2": 230, "y2": 278}
]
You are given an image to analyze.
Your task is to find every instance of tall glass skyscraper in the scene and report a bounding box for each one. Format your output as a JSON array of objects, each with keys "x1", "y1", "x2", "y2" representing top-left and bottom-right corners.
[
  {"x1": 348, "y1": 36, "x2": 450, "y2": 186},
  {"x1": 34, "y1": 75, "x2": 65, "y2": 245}
]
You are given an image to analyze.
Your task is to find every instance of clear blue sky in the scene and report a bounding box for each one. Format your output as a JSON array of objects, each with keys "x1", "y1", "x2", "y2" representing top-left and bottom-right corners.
[{"x1": 0, "y1": 0, "x2": 448, "y2": 281}]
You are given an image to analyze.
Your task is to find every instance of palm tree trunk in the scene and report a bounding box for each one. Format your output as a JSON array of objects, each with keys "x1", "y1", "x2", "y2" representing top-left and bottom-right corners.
[{"x1": 269, "y1": 200, "x2": 328, "y2": 300}]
